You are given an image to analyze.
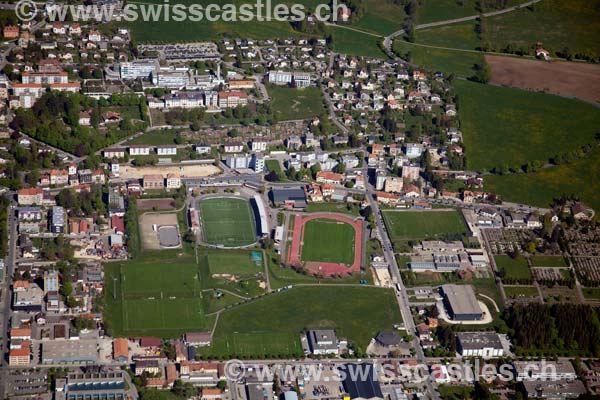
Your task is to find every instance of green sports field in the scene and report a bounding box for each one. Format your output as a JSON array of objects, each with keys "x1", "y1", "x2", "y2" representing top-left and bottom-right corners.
[
  {"x1": 300, "y1": 218, "x2": 356, "y2": 265},
  {"x1": 382, "y1": 210, "x2": 468, "y2": 244},
  {"x1": 198, "y1": 248, "x2": 266, "y2": 298},
  {"x1": 204, "y1": 286, "x2": 402, "y2": 357},
  {"x1": 104, "y1": 250, "x2": 212, "y2": 337},
  {"x1": 199, "y1": 197, "x2": 257, "y2": 247},
  {"x1": 268, "y1": 85, "x2": 325, "y2": 121}
]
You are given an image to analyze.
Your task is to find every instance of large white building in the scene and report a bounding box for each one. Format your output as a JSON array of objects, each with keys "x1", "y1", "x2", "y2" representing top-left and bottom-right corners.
[
  {"x1": 456, "y1": 332, "x2": 505, "y2": 358},
  {"x1": 268, "y1": 71, "x2": 311, "y2": 88},
  {"x1": 514, "y1": 361, "x2": 577, "y2": 381},
  {"x1": 120, "y1": 60, "x2": 157, "y2": 79}
]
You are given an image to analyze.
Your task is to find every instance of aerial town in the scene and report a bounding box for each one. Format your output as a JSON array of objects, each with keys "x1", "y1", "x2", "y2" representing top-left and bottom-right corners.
[{"x1": 0, "y1": 1, "x2": 599, "y2": 400}]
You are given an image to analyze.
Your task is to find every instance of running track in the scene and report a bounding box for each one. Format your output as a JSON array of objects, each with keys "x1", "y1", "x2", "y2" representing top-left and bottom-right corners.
[{"x1": 287, "y1": 213, "x2": 363, "y2": 276}]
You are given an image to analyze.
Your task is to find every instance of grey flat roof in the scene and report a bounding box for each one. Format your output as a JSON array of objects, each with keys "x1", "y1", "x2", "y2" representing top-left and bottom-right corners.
[
  {"x1": 457, "y1": 332, "x2": 502, "y2": 350},
  {"x1": 441, "y1": 284, "x2": 482, "y2": 316}
]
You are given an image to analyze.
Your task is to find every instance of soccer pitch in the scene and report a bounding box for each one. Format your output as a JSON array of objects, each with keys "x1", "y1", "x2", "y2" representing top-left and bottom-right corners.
[
  {"x1": 199, "y1": 197, "x2": 257, "y2": 247},
  {"x1": 300, "y1": 218, "x2": 356, "y2": 265},
  {"x1": 382, "y1": 210, "x2": 468, "y2": 242},
  {"x1": 104, "y1": 250, "x2": 212, "y2": 337}
]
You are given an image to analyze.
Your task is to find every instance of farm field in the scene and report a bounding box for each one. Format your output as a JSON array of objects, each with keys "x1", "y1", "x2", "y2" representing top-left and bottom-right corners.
[
  {"x1": 267, "y1": 85, "x2": 325, "y2": 121},
  {"x1": 104, "y1": 250, "x2": 212, "y2": 337},
  {"x1": 198, "y1": 197, "x2": 256, "y2": 247},
  {"x1": 486, "y1": 55, "x2": 600, "y2": 103},
  {"x1": 205, "y1": 286, "x2": 402, "y2": 357},
  {"x1": 300, "y1": 218, "x2": 356, "y2": 265},
  {"x1": 486, "y1": 0, "x2": 600, "y2": 56},
  {"x1": 382, "y1": 210, "x2": 468, "y2": 244},
  {"x1": 325, "y1": 26, "x2": 387, "y2": 59},
  {"x1": 530, "y1": 256, "x2": 568, "y2": 268},
  {"x1": 393, "y1": 40, "x2": 482, "y2": 78},
  {"x1": 414, "y1": 0, "x2": 600, "y2": 57},
  {"x1": 454, "y1": 79, "x2": 600, "y2": 172},
  {"x1": 417, "y1": 0, "x2": 524, "y2": 24},
  {"x1": 417, "y1": 20, "x2": 481, "y2": 50},
  {"x1": 484, "y1": 147, "x2": 600, "y2": 212},
  {"x1": 504, "y1": 285, "x2": 540, "y2": 299},
  {"x1": 349, "y1": 0, "x2": 406, "y2": 35},
  {"x1": 495, "y1": 255, "x2": 532, "y2": 282}
]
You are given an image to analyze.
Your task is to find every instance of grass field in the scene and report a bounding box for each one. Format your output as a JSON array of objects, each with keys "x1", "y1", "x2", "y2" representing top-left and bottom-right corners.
[
  {"x1": 350, "y1": 0, "x2": 407, "y2": 36},
  {"x1": 206, "y1": 249, "x2": 263, "y2": 277},
  {"x1": 455, "y1": 79, "x2": 600, "y2": 172},
  {"x1": 204, "y1": 286, "x2": 402, "y2": 357},
  {"x1": 198, "y1": 248, "x2": 266, "y2": 298},
  {"x1": 268, "y1": 85, "x2": 325, "y2": 121},
  {"x1": 104, "y1": 250, "x2": 212, "y2": 337},
  {"x1": 300, "y1": 218, "x2": 356, "y2": 265},
  {"x1": 414, "y1": 0, "x2": 600, "y2": 56},
  {"x1": 583, "y1": 288, "x2": 600, "y2": 300},
  {"x1": 199, "y1": 197, "x2": 257, "y2": 247},
  {"x1": 484, "y1": 147, "x2": 600, "y2": 212},
  {"x1": 265, "y1": 159, "x2": 282, "y2": 173},
  {"x1": 495, "y1": 255, "x2": 532, "y2": 281},
  {"x1": 487, "y1": 0, "x2": 600, "y2": 55},
  {"x1": 531, "y1": 256, "x2": 568, "y2": 268},
  {"x1": 504, "y1": 285, "x2": 540, "y2": 299},
  {"x1": 325, "y1": 26, "x2": 387, "y2": 59},
  {"x1": 382, "y1": 210, "x2": 468, "y2": 246},
  {"x1": 305, "y1": 202, "x2": 361, "y2": 216},
  {"x1": 129, "y1": 130, "x2": 181, "y2": 146},
  {"x1": 393, "y1": 40, "x2": 482, "y2": 78}
]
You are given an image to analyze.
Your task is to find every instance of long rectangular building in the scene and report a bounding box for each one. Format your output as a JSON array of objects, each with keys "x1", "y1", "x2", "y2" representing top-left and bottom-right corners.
[{"x1": 441, "y1": 284, "x2": 483, "y2": 321}]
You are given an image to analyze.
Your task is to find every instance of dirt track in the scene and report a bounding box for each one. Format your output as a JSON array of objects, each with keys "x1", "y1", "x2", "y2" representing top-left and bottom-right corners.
[
  {"x1": 119, "y1": 164, "x2": 220, "y2": 180},
  {"x1": 486, "y1": 55, "x2": 600, "y2": 104}
]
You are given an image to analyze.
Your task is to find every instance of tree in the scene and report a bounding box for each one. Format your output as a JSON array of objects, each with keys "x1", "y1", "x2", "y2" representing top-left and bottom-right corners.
[{"x1": 472, "y1": 61, "x2": 491, "y2": 83}]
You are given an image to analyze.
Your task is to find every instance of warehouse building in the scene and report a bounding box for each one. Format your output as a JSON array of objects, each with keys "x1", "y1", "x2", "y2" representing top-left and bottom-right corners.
[
  {"x1": 440, "y1": 284, "x2": 483, "y2": 321},
  {"x1": 456, "y1": 332, "x2": 505, "y2": 358}
]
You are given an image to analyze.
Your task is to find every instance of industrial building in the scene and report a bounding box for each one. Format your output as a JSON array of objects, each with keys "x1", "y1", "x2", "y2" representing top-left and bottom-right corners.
[
  {"x1": 55, "y1": 369, "x2": 126, "y2": 400},
  {"x1": 440, "y1": 284, "x2": 483, "y2": 321},
  {"x1": 42, "y1": 340, "x2": 99, "y2": 364},
  {"x1": 456, "y1": 332, "x2": 505, "y2": 358},
  {"x1": 307, "y1": 330, "x2": 339, "y2": 355},
  {"x1": 339, "y1": 363, "x2": 383, "y2": 400}
]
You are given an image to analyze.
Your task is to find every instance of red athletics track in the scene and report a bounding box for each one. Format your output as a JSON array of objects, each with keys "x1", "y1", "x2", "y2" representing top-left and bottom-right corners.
[{"x1": 286, "y1": 213, "x2": 363, "y2": 276}]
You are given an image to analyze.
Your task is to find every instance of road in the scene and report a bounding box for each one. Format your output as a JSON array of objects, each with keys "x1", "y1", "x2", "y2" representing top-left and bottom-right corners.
[
  {"x1": 0, "y1": 193, "x2": 18, "y2": 400},
  {"x1": 379, "y1": 0, "x2": 543, "y2": 52}
]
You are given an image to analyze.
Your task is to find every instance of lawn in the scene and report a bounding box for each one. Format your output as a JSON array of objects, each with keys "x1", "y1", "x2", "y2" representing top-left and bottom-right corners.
[
  {"x1": 325, "y1": 26, "x2": 387, "y2": 59},
  {"x1": 265, "y1": 159, "x2": 282, "y2": 173},
  {"x1": 198, "y1": 248, "x2": 266, "y2": 298},
  {"x1": 198, "y1": 197, "x2": 257, "y2": 247},
  {"x1": 495, "y1": 255, "x2": 532, "y2": 282},
  {"x1": 205, "y1": 286, "x2": 402, "y2": 357},
  {"x1": 268, "y1": 85, "x2": 325, "y2": 121},
  {"x1": 301, "y1": 218, "x2": 356, "y2": 265},
  {"x1": 128, "y1": 129, "x2": 181, "y2": 146},
  {"x1": 583, "y1": 288, "x2": 600, "y2": 300},
  {"x1": 305, "y1": 202, "x2": 362, "y2": 216},
  {"x1": 206, "y1": 248, "x2": 263, "y2": 277},
  {"x1": 455, "y1": 79, "x2": 600, "y2": 172},
  {"x1": 504, "y1": 285, "x2": 540, "y2": 299},
  {"x1": 531, "y1": 256, "x2": 568, "y2": 268},
  {"x1": 104, "y1": 250, "x2": 212, "y2": 337},
  {"x1": 382, "y1": 210, "x2": 468, "y2": 244},
  {"x1": 393, "y1": 40, "x2": 482, "y2": 78},
  {"x1": 484, "y1": 147, "x2": 600, "y2": 212}
]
